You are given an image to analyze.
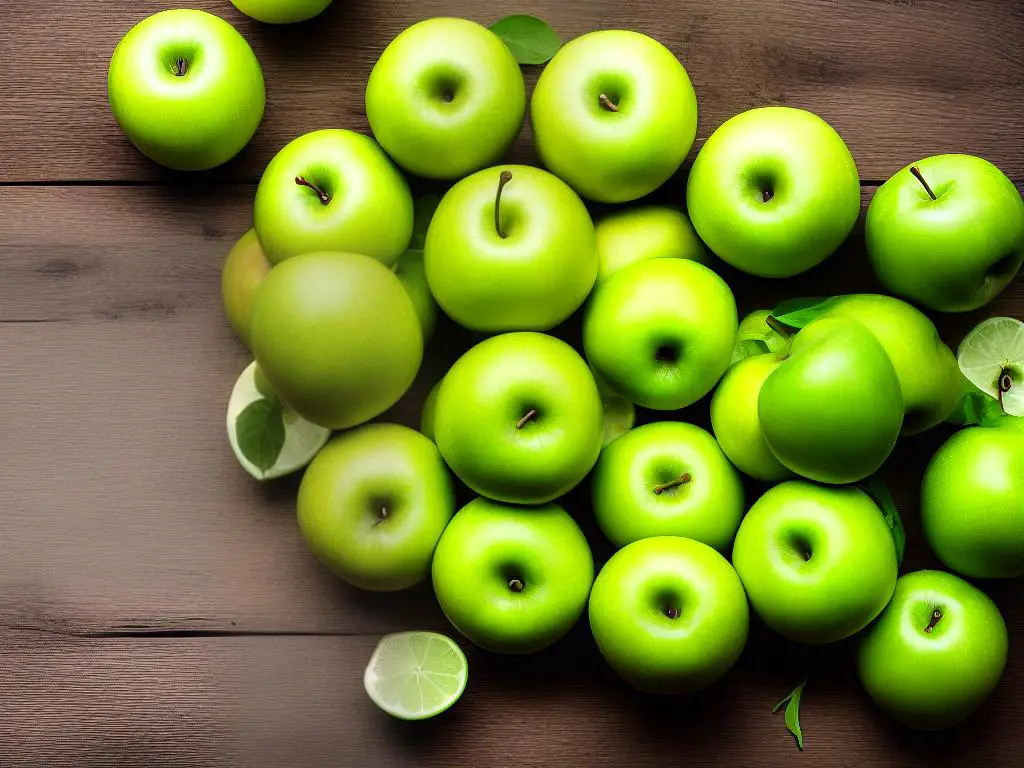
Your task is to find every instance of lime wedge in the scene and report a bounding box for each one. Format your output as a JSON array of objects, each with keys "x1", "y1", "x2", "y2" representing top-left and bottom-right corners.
[
  {"x1": 226, "y1": 362, "x2": 331, "y2": 480},
  {"x1": 957, "y1": 317, "x2": 1024, "y2": 417},
  {"x1": 364, "y1": 631, "x2": 468, "y2": 720}
]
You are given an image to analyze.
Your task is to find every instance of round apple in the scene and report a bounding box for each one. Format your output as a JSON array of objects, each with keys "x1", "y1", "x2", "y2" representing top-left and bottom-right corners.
[
  {"x1": 686, "y1": 107, "x2": 860, "y2": 278},
  {"x1": 858, "y1": 570, "x2": 1008, "y2": 730},
  {"x1": 297, "y1": 424, "x2": 455, "y2": 591},
  {"x1": 594, "y1": 206, "x2": 707, "y2": 283},
  {"x1": 250, "y1": 252, "x2": 423, "y2": 430},
  {"x1": 433, "y1": 333, "x2": 604, "y2": 505},
  {"x1": 583, "y1": 258, "x2": 737, "y2": 410},
  {"x1": 221, "y1": 229, "x2": 271, "y2": 348},
  {"x1": 866, "y1": 154, "x2": 1024, "y2": 312},
  {"x1": 366, "y1": 18, "x2": 526, "y2": 180},
  {"x1": 108, "y1": 10, "x2": 265, "y2": 171},
  {"x1": 589, "y1": 536, "x2": 749, "y2": 694},
  {"x1": 591, "y1": 422, "x2": 745, "y2": 551},
  {"x1": 732, "y1": 481, "x2": 898, "y2": 644},
  {"x1": 432, "y1": 498, "x2": 594, "y2": 653},
  {"x1": 254, "y1": 129, "x2": 413, "y2": 266},
  {"x1": 230, "y1": 0, "x2": 333, "y2": 24},
  {"x1": 531, "y1": 30, "x2": 698, "y2": 203}
]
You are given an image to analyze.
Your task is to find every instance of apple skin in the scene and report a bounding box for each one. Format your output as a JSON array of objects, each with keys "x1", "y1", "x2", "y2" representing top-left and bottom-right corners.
[
  {"x1": 297, "y1": 424, "x2": 454, "y2": 591},
  {"x1": 229, "y1": 0, "x2": 332, "y2": 24},
  {"x1": 366, "y1": 18, "x2": 525, "y2": 180},
  {"x1": 254, "y1": 129, "x2": 413, "y2": 266},
  {"x1": 866, "y1": 154, "x2": 1024, "y2": 312},
  {"x1": 108, "y1": 10, "x2": 265, "y2": 171},
  {"x1": 711, "y1": 353, "x2": 794, "y2": 482},
  {"x1": 584, "y1": 258, "x2": 737, "y2": 410},
  {"x1": 433, "y1": 333, "x2": 604, "y2": 505},
  {"x1": 825, "y1": 294, "x2": 961, "y2": 434},
  {"x1": 221, "y1": 229, "x2": 271, "y2": 348},
  {"x1": 594, "y1": 206, "x2": 707, "y2": 283},
  {"x1": 419, "y1": 380, "x2": 442, "y2": 443},
  {"x1": 686, "y1": 107, "x2": 860, "y2": 278},
  {"x1": 425, "y1": 165, "x2": 596, "y2": 332},
  {"x1": 531, "y1": 30, "x2": 698, "y2": 203},
  {"x1": 393, "y1": 247, "x2": 438, "y2": 341},
  {"x1": 589, "y1": 536, "x2": 749, "y2": 694},
  {"x1": 758, "y1": 316, "x2": 903, "y2": 484},
  {"x1": 858, "y1": 570, "x2": 1008, "y2": 730},
  {"x1": 250, "y1": 252, "x2": 423, "y2": 430},
  {"x1": 921, "y1": 426, "x2": 1024, "y2": 578},
  {"x1": 591, "y1": 422, "x2": 744, "y2": 551},
  {"x1": 432, "y1": 498, "x2": 594, "y2": 653},
  {"x1": 732, "y1": 481, "x2": 898, "y2": 644}
]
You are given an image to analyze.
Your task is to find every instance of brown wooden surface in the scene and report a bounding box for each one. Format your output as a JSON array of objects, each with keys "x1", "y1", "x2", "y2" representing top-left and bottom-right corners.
[{"x1": 1, "y1": 0, "x2": 1022, "y2": 765}]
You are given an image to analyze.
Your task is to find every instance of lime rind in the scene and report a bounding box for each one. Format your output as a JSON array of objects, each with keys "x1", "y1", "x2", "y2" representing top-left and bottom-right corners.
[
  {"x1": 364, "y1": 631, "x2": 468, "y2": 720},
  {"x1": 226, "y1": 362, "x2": 331, "y2": 480},
  {"x1": 957, "y1": 317, "x2": 1024, "y2": 417}
]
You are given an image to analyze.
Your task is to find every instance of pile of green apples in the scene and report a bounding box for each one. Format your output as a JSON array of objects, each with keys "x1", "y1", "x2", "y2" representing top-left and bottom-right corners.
[{"x1": 108, "y1": 4, "x2": 1024, "y2": 734}]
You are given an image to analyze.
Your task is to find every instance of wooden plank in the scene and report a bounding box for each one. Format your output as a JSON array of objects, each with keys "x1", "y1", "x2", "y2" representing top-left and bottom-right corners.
[{"x1": 2, "y1": 0, "x2": 1023, "y2": 183}]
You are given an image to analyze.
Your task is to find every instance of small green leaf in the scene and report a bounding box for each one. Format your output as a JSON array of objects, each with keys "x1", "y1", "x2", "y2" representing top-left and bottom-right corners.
[
  {"x1": 490, "y1": 14, "x2": 561, "y2": 65},
  {"x1": 773, "y1": 680, "x2": 806, "y2": 750},
  {"x1": 772, "y1": 296, "x2": 838, "y2": 330},
  {"x1": 946, "y1": 388, "x2": 987, "y2": 426},
  {"x1": 411, "y1": 194, "x2": 441, "y2": 249},
  {"x1": 236, "y1": 398, "x2": 286, "y2": 473},
  {"x1": 732, "y1": 338, "x2": 772, "y2": 364},
  {"x1": 860, "y1": 475, "x2": 906, "y2": 566}
]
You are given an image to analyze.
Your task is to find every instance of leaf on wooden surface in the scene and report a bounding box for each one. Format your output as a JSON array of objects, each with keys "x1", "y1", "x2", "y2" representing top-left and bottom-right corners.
[
  {"x1": 773, "y1": 680, "x2": 806, "y2": 751},
  {"x1": 490, "y1": 15, "x2": 562, "y2": 65}
]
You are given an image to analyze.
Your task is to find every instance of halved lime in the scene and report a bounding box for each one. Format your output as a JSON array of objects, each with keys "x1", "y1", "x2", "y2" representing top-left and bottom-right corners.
[
  {"x1": 364, "y1": 631, "x2": 468, "y2": 720},
  {"x1": 226, "y1": 362, "x2": 331, "y2": 480},
  {"x1": 957, "y1": 317, "x2": 1024, "y2": 417}
]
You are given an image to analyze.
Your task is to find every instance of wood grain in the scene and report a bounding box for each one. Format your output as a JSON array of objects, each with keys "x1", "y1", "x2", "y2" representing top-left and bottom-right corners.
[{"x1": 1, "y1": 0, "x2": 1023, "y2": 183}]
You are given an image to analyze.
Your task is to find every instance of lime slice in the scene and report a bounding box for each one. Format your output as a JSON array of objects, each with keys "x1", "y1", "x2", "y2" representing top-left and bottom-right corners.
[
  {"x1": 226, "y1": 362, "x2": 331, "y2": 480},
  {"x1": 364, "y1": 631, "x2": 468, "y2": 720},
  {"x1": 957, "y1": 317, "x2": 1024, "y2": 417}
]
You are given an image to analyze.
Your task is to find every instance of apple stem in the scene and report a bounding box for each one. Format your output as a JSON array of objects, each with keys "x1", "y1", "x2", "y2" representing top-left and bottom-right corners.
[
  {"x1": 495, "y1": 170, "x2": 513, "y2": 239},
  {"x1": 508, "y1": 579, "x2": 524, "y2": 593},
  {"x1": 174, "y1": 58, "x2": 189, "y2": 77},
  {"x1": 924, "y1": 608, "x2": 942, "y2": 633},
  {"x1": 653, "y1": 473, "x2": 692, "y2": 495},
  {"x1": 910, "y1": 166, "x2": 938, "y2": 201},
  {"x1": 598, "y1": 93, "x2": 620, "y2": 112},
  {"x1": 295, "y1": 176, "x2": 331, "y2": 206},
  {"x1": 516, "y1": 408, "x2": 538, "y2": 430},
  {"x1": 998, "y1": 369, "x2": 1014, "y2": 414},
  {"x1": 765, "y1": 315, "x2": 797, "y2": 338}
]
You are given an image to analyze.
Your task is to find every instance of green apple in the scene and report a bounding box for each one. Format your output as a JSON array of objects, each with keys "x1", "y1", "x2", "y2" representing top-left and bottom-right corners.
[
  {"x1": 731, "y1": 309, "x2": 790, "y2": 363},
  {"x1": 591, "y1": 422, "x2": 744, "y2": 551},
  {"x1": 229, "y1": 0, "x2": 332, "y2": 24},
  {"x1": 589, "y1": 536, "x2": 748, "y2": 694},
  {"x1": 250, "y1": 252, "x2": 422, "y2": 430},
  {"x1": 711, "y1": 353, "x2": 793, "y2": 482},
  {"x1": 434, "y1": 333, "x2": 603, "y2": 504},
  {"x1": 590, "y1": 368, "x2": 636, "y2": 447},
  {"x1": 686, "y1": 107, "x2": 860, "y2": 278},
  {"x1": 531, "y1": 30, "x2": 698, "y2": 203},
  {"x1": 394, "y1": 248, "x2": 438, "y2": 341},
  {"x1": 732, "y1": 481, "x2": 898, "y2": 644},
  {"x1": 583, "y1": 258, "x2": 737, "y2": 410},
  {"x1": 432, "y1": 498, "x2": 594, "y2": 653},
  {"x1": 826, "y1": 294, "x2": 961, "y2": 434},
  {"x1": 425, "y1": 166, "x2": 596, "y2": 332},
  {"x1": 420, "y1": 379, "x2": 443, "y2": 442},
  {"x1": 366, "y1": 18, "x2": 525, "y2": 180},
  {"x1": 108, "y1": 10, "x2": 265, "y2": 171},
  {"x1": 858, "y1": 570, "x2": 1008, "y2": 730},
  {"x1": 594, "y1": 206, "x2": 707, "y2": 283},
  {"x1": 866, "y1": 154, "x2": 1024, "y2": 312},
  {"x1": 297, "y1": 424, "x2": 454, "y2": 591},
  {"x1": 758, "y1": 316, "x2": 903, "y2": 484},
  {"x1": 921, "y1": 426, "x2": 1024, "y2": 578},
  {"x1": 221, "y1": 229, "x2": 271, "y2": 348},
  {"x1": 254, "y1": 129, "x2": 413, "y2": 266}
]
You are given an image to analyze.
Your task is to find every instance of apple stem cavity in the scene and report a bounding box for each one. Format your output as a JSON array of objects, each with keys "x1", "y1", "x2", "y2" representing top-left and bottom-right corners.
[
  {"x1": 653, "y1": 473, "x2": 692, "y2": 495},
  {"x1": 295, "y1": 176, "x2": 331, "y2": 206},
  {"x1": 598, "y1": 93, "x2": 620, "y2": 112},
  {"x1": 924, "y1": 608, "x2": 943, "y2": 633},
  {"x1": 508, "y1": 578, "x2": 524, "y2": 593},
  {"x1": 910, "y1": 166, "x2": 938, "y2": 201},
  {"x1": 173, "y1": 58, "x2": 189, "y2": 77},
  {"x1": 998, "y1": 369, "x2": 1014, "y2": 413},
  {"x1": 516, "y1": 408, "x2": 538, "y2": 430},
  {"x1": 494, "y1": 170, "x2": 513, "y2": 239}
]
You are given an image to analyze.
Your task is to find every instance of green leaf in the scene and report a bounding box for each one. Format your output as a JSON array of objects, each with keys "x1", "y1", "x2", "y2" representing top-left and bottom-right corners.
[
  {"x1": 773, "y1": 680, "x2": 806, "y2": 750},
  {"x1": 236, "y1": 398, "x2": 286, "y2": 473},
  {"x1": 732, "y1": 338, "x2": 772, "y2": 364},
  {"x1": 411, "y1": 194, "x2": 441, "y2": 249},
  {"x1": 490, "y1": 15, "x2": 562, "y2": 65},
  {"x1": 946, "y1": 388, "x2": 987, "y2": 426},
  {"x1": 771, "y1": 296, "x2": 838, "y2": 330},
  {"x1": 860, "y1": 475, "x2": 906, "y2": 566}
]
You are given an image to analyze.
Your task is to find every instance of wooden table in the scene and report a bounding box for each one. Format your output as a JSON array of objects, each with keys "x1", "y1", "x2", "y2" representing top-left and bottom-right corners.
[{"x1": 1, "y1": 1, "x2": 1022, "y2": 765}]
